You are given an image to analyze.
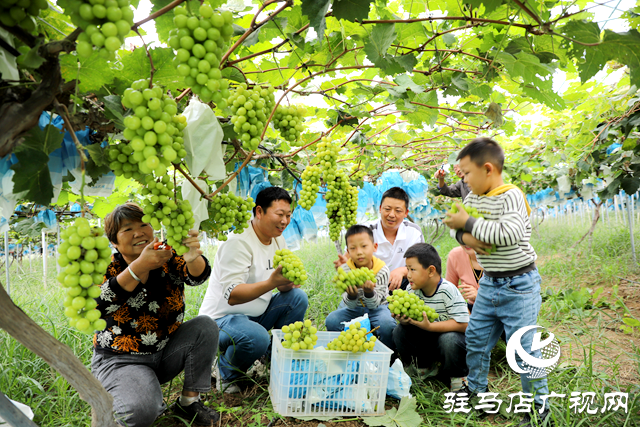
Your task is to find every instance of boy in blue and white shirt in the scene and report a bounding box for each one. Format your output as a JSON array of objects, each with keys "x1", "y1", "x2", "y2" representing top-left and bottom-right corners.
[{"x1": 392, "y1": 243, "x2": 469, "y2": 392}]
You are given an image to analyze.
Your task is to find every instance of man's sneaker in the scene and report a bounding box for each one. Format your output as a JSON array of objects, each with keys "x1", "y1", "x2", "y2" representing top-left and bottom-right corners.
[
  {"x1": 450, "y1": 377, "x2": 468, "y2": 393},
  {"x1": 518, "y1": 404, "x2": 553, "y2": 427},
  {"x1": 456, "y1": 384, "x2": 490, "y2": 418},
  {"x1": 246, "y1": 356, "x2": 268, "y2": 378},
  {"x1": 213, "y1": 359, "x2": 242, "y2": 394},
  {"x1": 416, "y1": 363, "x2": 440, "y2": 379},
  {"x1": 171, "y1": 398, "x2": 220, "y2": 426}
]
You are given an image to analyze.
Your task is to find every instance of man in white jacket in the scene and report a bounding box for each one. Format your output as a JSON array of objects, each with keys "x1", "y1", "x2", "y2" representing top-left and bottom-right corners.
[{"x1": 199, "y1": 187, "x2": 308, "y2": 393}]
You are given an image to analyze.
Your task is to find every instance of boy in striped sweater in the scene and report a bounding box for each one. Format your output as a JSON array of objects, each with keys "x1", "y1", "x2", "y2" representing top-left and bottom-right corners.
[
  {"x1": 326, "y1": 225, "x2": 396, "y2": 351},
  {"x1": 444, "y1": 138, "x2": 551, "y2": 427}
]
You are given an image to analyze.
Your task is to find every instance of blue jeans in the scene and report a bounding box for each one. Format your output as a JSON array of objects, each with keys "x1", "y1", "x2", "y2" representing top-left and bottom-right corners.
[
  {"x1": 393, "y1": 324, "x2": 468, "y2": 378},
  {"x1": 216, "y1": 288, "x2": 308, "y2": 381},
  {"x1": 91, "y1": 316, "x2": 219, "y2": 427},
  {"x1": 466, "y1": 268, "x2": 549, "y2": 405},
  {"x1": 325, "y1": 302, "x2": 397, "y2": 351}
]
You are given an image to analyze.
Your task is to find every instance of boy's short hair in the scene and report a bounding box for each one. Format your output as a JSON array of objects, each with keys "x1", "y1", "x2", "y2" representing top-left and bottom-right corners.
[
  {"x1": 253, "y1": 187, "x2": 292, "y2": 215},
  {"x1": 404, "y1": 243, "x2": 442, "y2": 275},
  {"x1": 380, "y1": 187, "x2": 409, "y2": 210},
  {"x1": 457, "y1": 137, "x2": 504, "y2": 172},
  {"x1": 105, "y1": 202, "x2": 144, "y2": 244},
  {"x1": 345, "y1": 224, "x2": 374, "y2": 246}
]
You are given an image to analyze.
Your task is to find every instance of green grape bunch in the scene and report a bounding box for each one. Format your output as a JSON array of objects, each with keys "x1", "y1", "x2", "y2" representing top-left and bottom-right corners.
[
  {"x1": 57, "y1": 217, "x2": 111, "y2": 334},
  {"x1": 168, "y1": 4, "x2": 233, "y2": 104},
  {"x1": 115, "y1": 78, "x2": 187, "y2": 181},
  {"x1": 350, "y1": 164, "x2": 365, "y2": 182},
  {"x1": 200, "y1": 193, "x2": 254, "y2": 241},
  {"x1": 326, "y1": 322, "x2": 377, "y2": 353},
  {"x1": 272, "y1": 105, "x2": 305, "y2": 144},
  {"x1": 298, "y1": 165, "x2": 320, "y2": 210},
  {"x1": 59, "y1": 0, "x2": 134, "y2": 60},
  {"x1": 273, "y1": 249, "x2": 307, "y2": 286},
  {"x1": 333, "y1": 266, "x2": 376, "y2": 292},
  {"x1": 298, "y1": 138, "x2": 358, "y2": 241},
  {"x1": 140, "y1": 175, "x2": 195, "y2": 255},
  {"x1": 281, "y1": 319, "x2": 318, "y2": 351},
  {"x1": 387, "y1": 289, "x2": 438, "y2": 322},
  {"x1": 448, "y1": 203, "x2": 497, "y2": 254},
  {"x1": 229, "y1": 83, "x2": 275, "y2": 151},
  {"x1": 325, "y1": 170, "x2": 358, "y2": 241},
  {"x1": 0, "y1": 0, "x2": 48, "y2": 33}
]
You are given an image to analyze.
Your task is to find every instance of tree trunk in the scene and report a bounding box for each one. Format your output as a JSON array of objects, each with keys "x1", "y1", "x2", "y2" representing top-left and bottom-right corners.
[
  {"x1": 571, "y1": 201, "x2": 603, "y2": 250},
  {"x1": 0, "y1": 283, "x2": 117, "y2": 427}
]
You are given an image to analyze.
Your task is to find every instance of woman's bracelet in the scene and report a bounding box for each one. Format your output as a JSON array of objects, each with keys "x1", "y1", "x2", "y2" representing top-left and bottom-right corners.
[{"x1": 128, "y1": 266, "x2": 141, "y2": 282}]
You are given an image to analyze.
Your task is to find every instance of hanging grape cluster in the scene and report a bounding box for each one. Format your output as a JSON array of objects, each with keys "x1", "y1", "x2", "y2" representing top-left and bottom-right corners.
[
  {"x1": 326, "y1": 322, "x2": 377, "y2": 353},
  {"x1": 299, "y1": 137, "x2": 358, "y2": 242},
  {"x1": 298, "y1": 165, "x2": 321, "y2": 209},
  {"x1": 387, "y1": 290, "x2": 439, "y2": 322},
  {"x1": 58, "y1": 217, "x2": 111, "y2": 334},
  {"x1": 272, "y1": 105, "x2": 305, "y2": 144},
  {"x1": 200, "y1": 192, "x2": 254, "y2": 241},
  {"x1": 0, "y1": 0, "x2": 48, "y2": 33},
  {"x1": 228, "y1": 83, "x2": 275, "y2": 151},
  {"x1": 169, "y1": 4, "x2": 233, "y2": 104},
  {"x1": 60, "y1": 0, "x2": 134, "y2": 59},
  {"x1": 333, "y1": 266, "x2": 376, "y2": 292},
  {"x1": 139, "y1": 175, "x2": 194, "y2": 255},
  {"x1": 281, "y1": 320, "x2": 318, "y2": 351},
  {"x1": 115, "y1": 78, "x2": 187, "y2": 181},
  {"x1": 273, "y1": 249, "x2": 307, "y2": 286}
]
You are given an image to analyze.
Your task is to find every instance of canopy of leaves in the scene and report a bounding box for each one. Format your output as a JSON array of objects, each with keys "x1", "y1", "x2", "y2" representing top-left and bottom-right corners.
[{"x1": 2, "y1": 0, "x2": 640, "y2": 209}]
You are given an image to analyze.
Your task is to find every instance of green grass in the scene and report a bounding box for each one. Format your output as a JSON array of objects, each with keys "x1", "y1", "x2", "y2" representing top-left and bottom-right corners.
[{"x1": 1, "y1": 216, "x2": 640, "y2": 426}]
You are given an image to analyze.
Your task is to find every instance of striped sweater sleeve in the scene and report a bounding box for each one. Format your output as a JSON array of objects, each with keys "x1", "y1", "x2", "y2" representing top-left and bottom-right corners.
[
  {"x1": 467, "y1": 190, "x2": 527, "y2": 246},
  {"x1": 363, "y1": 265, "x2": 390, "y2": 309}
]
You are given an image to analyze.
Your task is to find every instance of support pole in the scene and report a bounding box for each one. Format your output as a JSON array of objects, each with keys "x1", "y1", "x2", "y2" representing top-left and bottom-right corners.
[
  {"x1": 42, "y1": 231, "x2": 47, "y2": 288},
  {"x1": 4, "y1": 231, "x2": 9, "y2": 297},
  {"x1": 628, "y1": 194, "x2": 637, "y2": 265},
  {"x1": 29, "y1": 242, "x2": 32, "y2": 272},
  {"x1": 56, "y1": 223, "x2": 61, "y2": 274}
]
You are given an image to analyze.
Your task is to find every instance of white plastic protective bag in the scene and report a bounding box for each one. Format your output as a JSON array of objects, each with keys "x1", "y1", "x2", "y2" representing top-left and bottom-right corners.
[
  {"x1": 0, "y1": 398, "x2": 34, "y2": 425},
  {"x1": 386, "y1": 358, "x2": 412, "y2": 399},
  {"x1": 182, "y1": 98, "x2": 225, "y2": 180},
  {"x1": 181, "y1": 179, "x2": 209, "y2": 231}
]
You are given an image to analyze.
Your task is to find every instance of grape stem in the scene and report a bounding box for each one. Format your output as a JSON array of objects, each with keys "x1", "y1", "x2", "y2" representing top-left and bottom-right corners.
[
  {"x1": 131, "y1": 0, "x2": 186, "y2": 30},
  {"x1": 208, "y1": 150, "x2": 255, "y2": 198},
  {"x1": 365, "y1": 326, "x2": 380, "y2": 336},
  {"x1": 175, "y1": 164, "x2": 212, "y2": 201},
  {"x1": 53, "y1": 99, "x2": 88, "y2": 216},
  {"x1": 133, "y1": 28, "x2": 155, "y2": 88},
  {"x1": 219, "y1": 0, "x2": 293, "y2": 68}
]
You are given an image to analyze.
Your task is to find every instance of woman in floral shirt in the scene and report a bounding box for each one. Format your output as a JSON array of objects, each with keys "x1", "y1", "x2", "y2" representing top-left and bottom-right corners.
[{"x1": 91, "y1": 202, "x2": 218, "y2": 427}]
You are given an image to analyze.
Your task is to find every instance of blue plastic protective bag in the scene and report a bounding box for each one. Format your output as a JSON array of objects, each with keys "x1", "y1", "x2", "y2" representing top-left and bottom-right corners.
[
  {"x1": 282, "y1": 214, "x2": 302, "y2": 251},
  {"x1": 386, "y1": 358, "x2": 412, "y2": 399},
  {"x1": 293, "y1": 206, "x2": 317, "y2": 243}
]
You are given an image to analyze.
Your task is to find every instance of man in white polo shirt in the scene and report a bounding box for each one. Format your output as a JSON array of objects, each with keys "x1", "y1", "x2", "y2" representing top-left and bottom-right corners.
[
  {"x1": 199, "y1": 187, "x2": 308, "y2": 393},
  {"x1": 368, "y1": 187, "x2": 424, "y2": 292}
]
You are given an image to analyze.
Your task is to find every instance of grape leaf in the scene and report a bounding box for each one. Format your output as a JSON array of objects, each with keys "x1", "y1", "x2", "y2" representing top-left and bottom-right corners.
[
  {"x1": 393, "y1": 54, "x2": 417, "y2": 73},
  {"x1": 102, "y1": 95, "x2": 125, "y2": 130},
  {"x1": 18, "y1": 40, "x2": 45, "y2": 69},
  {"x1": 301, "y1": 0, "x2": 330, "y2": 42},
  {"x1": 59, "y1": 52, "x2": 115, "y2": 93},
  {"x1": 10, "y1": 125, "x2": 64, "y2": 205},
  {"x1": 465, "y1": 0, "x2": 504, "y2": 13},
  {"x1": 332, "y1": 0, "x2": 373, "y2": 22},
  {"x1": 364, "y1": 24, "x2": 406, "y2": 75},
  {"x1": 621, "y1": 177, "x2": 640, "y2": 194},
  {"x1": 561, "y1": 20, "x2": 603, "y2": 82},
  {"x1": 601, "y1": 30, "x2": 640, "y2": 88},
  {"x1": 222, "y1": 67, "x2": 246, "y2": 83},
  {"x1": 362, "y1": 397, "x2": 423, "y2": 427}
]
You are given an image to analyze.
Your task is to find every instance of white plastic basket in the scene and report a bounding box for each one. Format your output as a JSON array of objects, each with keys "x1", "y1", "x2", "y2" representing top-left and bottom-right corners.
[{"x1": 269, "y1": 330, "x2": 392, "y2": 417}]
